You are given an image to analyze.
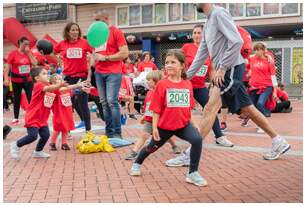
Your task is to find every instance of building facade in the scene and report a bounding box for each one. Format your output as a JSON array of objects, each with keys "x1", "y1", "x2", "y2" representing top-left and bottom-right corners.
[{"x1": 3, "y1": 3, "x2": 303, "y2": 87}]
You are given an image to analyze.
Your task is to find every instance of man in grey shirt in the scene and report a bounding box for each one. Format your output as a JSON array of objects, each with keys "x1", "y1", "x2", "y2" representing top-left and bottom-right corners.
[{"x1": 188, "y1": 4, "x2": 290, "y2": 161}]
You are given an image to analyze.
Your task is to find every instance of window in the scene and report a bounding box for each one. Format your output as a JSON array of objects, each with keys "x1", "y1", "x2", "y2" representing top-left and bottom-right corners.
[
  {"x1": 142, "y1": 4, "x2": 153, "y2": 24},
  {"x1": 246, "y1": 3, "x2": 261, "y2": 17},
  {"x1": 129, "y1": 5, "x2": 140, "y2": 25},
  {"x1": 263, "y1": 3, "x2": 279, "y2": 15},
  {"x1": 282, "y1": 3, "x2": 299, "y2": 14},
  {"x1": 169, "y1": 3, "x2": 181, "y2": 22},
  {"x1": 229, "y1": 3, "x2": 244, "y2": 17},
  {"x1": 117, "y1": 7, "x2": 128, "y2": 26},
  {"x1": 155, "y1": 3, "x2": 166, "y2": 24},
  {"x1": 183, "y1": 3, "x2": 195, "y2": 21},
  {"x1": 214, "y1": 3, "x2": 227, "y2": 9}
]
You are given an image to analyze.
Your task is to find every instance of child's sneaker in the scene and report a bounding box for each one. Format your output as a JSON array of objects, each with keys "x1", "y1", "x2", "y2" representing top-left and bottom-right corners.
[
  {"x1": 61, "y1": 144, "x2": 70, "y2": 150},
  {"x1": 32, "y1": 151, "x2": 50, "y2": 158},
  {"x1": 130, "y1": 163, "x2": 141, "y2": 176},
  {"x1": 186, "y1": 171, "x2": 208, "y2": 187},
  {"x1": 10, "y1": 141, "x2": 20, "y2": 160},
  {"x1": 125, "y1": 150, "x2": 138, "y2": 160},
  {"x1": 172, "y1": 145, "x2": 181, "y2": 154},
  {"x1": 49, "y1": 143, "x2": 57, "y2": 151}
]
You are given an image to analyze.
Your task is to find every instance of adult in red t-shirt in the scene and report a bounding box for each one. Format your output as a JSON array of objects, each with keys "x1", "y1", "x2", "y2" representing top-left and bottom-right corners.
[
  {"x1": 130, "y1": 50, "x2": 206, "y2": 187},
  {"x1": 249, "y1": 42, "x2": 278, "y2": 117},
  {"x1": 181, "y1": 24, "x2": 233, "y2": 147},
  {"x1": 6, "y1": 37, "x2": 38, "y2": 125},
  {"x1": 54, "y1": 22, "x2": 93, "y2": 132},
  {"x1": 137, "y1": 52, "x2": 158, "y2": 73},
  {"x1": 10, "y1": 67, "x2": 66, "y2": 160},
  {"x1": 92, "y1": 11, "x2": 129, "y2": 139}
]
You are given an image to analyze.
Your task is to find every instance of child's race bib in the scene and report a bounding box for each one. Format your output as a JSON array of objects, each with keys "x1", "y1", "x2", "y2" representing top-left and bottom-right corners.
[
  {"x1": 44, "y1": 92, "x2": 56, "y2": 108},
  {"x1": 18, "y1": 65, "x2": 30, "y2": 74},
  {"x1": 67, "y1": 48, "x2": 83, "y2": 59},
  {"x1": 60, "y1": 93, "x2": 72, "y2": 107},
  {"x1": 166, "y1": 88, "x2": 190, "y2": 107},
  {"x1": 195, "y1": 65, "x2": 208, "y2": 77},
  {"x1": 144, "y1": 102, "x2": 153, "y2": 117},
  {"x1": 144, "y1": 67, "x2": 152, "y2": 72}
]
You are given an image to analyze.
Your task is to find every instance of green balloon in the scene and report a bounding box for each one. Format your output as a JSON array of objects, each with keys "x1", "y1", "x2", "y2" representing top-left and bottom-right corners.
[{"x1": 87, "y1": 21, "x2": 110, "y2": 48}]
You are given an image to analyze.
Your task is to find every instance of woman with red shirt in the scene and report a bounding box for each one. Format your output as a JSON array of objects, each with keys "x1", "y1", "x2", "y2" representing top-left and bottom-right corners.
[
  {"x1": 53, "y1": 22, "x2": 93, "y2": 133},
  {"x1": 130, "y1": 50, "x2": 206, "y2": 187},
  {"x1": 248, "y1": 42, "x2": 278, "y2": 118},
  {"x1": 137, "y1": 52, "x2": 158, "y2": 73},
  {"x1": 6, "y1": 37, "x2": 38, "y2": 125}
]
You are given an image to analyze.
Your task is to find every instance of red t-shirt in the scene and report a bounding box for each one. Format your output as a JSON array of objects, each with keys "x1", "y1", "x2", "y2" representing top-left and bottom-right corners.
[
  {"x1": 249, "y1": 56, "x2": 276, "y2": 90},
  {"x1": 119, "y1": 75, "x2": 134, "y2": 100},
  {"x1": 149, "y1": 79, "x2": 195, "y2": 130},
  {"x1": 90, "y1": 87, "x2": 99, "y2": 97},
  {"x1": 7, "y1": 50, "x2": 32, "y2": 83},
  {"x1": 51, "y1": 89, "x2": 75, "y2": 132},
  {"x1": 137, "y1": 61, "x2": 158, "y2": 73},
  {"x1": 95, "y1": 26, "x2": 127, "y2": 74},
  {"x1": 24, "y1": 82, "x2": 54, "y2": 128},
  {"x1": 126, "y1": 63, "x2": 135, "y2": 74},
  {"x1": 265, "y1": 88, "x2": 289, "y2": 111},
  {"x1": 181, "y1": 43, "x2": 211, "y2": 89},
  {"x1": 143, "y1": 90, "x2": 154, "y2": 122},
  {"x1": 54, "y1": 38, "x2": 92, "y2": 77}
]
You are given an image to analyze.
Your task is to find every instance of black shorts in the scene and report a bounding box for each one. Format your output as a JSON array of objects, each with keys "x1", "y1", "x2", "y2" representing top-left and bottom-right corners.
[{"x1": 220, "y1": 63, "x2": 252, "y2": 114}]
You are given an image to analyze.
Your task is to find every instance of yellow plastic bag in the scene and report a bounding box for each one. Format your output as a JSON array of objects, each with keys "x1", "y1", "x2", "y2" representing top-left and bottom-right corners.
[{"x1": 76, "y1": 133, "x2": 115, "y2": 154}]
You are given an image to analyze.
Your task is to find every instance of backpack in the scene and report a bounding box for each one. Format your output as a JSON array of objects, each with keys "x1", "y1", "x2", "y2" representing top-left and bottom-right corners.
[{"x1": 237, "y1": 26, "x2": 252, "y2": 59}]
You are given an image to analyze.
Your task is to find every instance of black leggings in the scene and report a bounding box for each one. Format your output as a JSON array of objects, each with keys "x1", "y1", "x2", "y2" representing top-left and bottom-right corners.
[
  {"x1": 272, "y1": 101, "x2": 291, "y2": 113},
  {"x1": 3, "y1": 86, "x2": 9, "y2": 109},
  {"x1": 64, "y1": 76, "x2": 91, "y2": 131},
  {"x1": 17, "y1": 126, "x2": 50, "y2": 151},
  {"x1": 12, "y1": 81, "x2": 33, "y2": 119},
  {"x1": 135, "y1": 122, "x2": 203, "y2": 173},
  {"x1": 90, "y1": 95, "x2": 104, "y2": 121}
]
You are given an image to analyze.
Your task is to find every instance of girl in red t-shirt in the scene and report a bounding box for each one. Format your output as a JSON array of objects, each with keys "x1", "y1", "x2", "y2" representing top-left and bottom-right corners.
[
  {"x1": 49, "y1": 74, "x2": 87, "y2": 150},
  {"x1": 125, "y1": 70, "x2": 181, "y2": 160},
  {"x1": 129, "y1": 50, "x2": 206, "y2": 187},
  {"x1": 10, "y1": 67, "x2": 66, "y2": 160},
  {"x1": 137, "y1": 52, "x2": 158, "y2": 74}
]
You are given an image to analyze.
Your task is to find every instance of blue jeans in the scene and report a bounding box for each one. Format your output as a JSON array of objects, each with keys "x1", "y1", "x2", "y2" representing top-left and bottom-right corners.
[
  {"x1": 17, "y1": 126, "x2": 50, "y2": 151},
  {"x1": 95, "y1": 72, "x2": 122, "y2": 137},
  {"x1": 249, "y1": 86, "x2": 273, "y2": 116},
  {"x1": 193, "y1": 87, "x2": 224, "y2": 138}
]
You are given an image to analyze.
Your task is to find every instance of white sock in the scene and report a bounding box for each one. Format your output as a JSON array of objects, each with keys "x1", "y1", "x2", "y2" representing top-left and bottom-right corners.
[{"x1": 272, "y1": 135, "x2": 282, "y2": 144}]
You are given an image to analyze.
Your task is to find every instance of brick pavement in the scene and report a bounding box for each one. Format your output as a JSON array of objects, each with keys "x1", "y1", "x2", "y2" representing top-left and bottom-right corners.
[{"x1": 3, "y1": 100, "x2": 303, "y2": 203}]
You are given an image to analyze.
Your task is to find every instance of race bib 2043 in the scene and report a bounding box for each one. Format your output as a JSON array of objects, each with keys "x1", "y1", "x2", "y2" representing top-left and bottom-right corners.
[
  {"x1": 166, "y1": 88, "x2": 190, "y2": 107},
  {"x1": 67, "y1": 48, "x2": 83, "y2": 59}
]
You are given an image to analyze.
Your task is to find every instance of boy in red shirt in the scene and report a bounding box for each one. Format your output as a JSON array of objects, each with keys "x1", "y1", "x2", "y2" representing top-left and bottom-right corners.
[
  {"x1": 129, "y1": 50, "x2": 206, "y2": 187},
  {"x1": 265, "y1": 83, "x2": 292, "y2": 113},
  {"x1": 10, "y1": 67, "x2": 66, "y2": 159},
  {"x1": 125, "y1": 70, "x2": 181, "y2": 160}
]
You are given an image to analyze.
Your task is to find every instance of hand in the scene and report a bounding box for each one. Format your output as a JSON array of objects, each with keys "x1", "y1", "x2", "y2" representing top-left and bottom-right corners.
[
  {"x1": 85, "y1": 77, "x2": 91, "y2": 84},
  {"x1": 152, "y1": 127, "x2": 160, "y2": 141},
  {"x1": 93, "y1": 53, "x2": 106, "y2": 61},
  {"x1": 212, "y1": 69, "x2": 225, "y2": 88},
  {"x1": 4, "y1": 78, "x2": 10, "y2": 87},
  {"x1": 81, "y1": 86, "x2": 91, "y2": 94}
]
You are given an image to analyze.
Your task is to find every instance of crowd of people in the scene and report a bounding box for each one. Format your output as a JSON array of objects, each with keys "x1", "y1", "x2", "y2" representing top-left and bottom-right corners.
[{"x1": 4, "y1": 4, "x2": 293, "y2": 187}]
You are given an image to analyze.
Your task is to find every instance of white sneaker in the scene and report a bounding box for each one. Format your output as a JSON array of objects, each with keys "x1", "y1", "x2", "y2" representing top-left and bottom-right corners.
[
  {"x1": 165, "y1": 152, "x2": 190, "y2": 167},
  {"x1": 10, "y1": 141, "x2": 20, "y2": 160},
  {"x1": 216, "y1": 136, "x2": 234, "y2": 147},
  {"x1": 256, "y1": 127, "x2": 265, "y2": 133},
  {"x1": 186, "y1": 171, "x2": 208, "y2": 187},
  {"x1": 32, "y1": 151, "x2": 50, "y2": 158},
  {"x1": 263, "y1": 138, "x2": 291, "y2": 160}
]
